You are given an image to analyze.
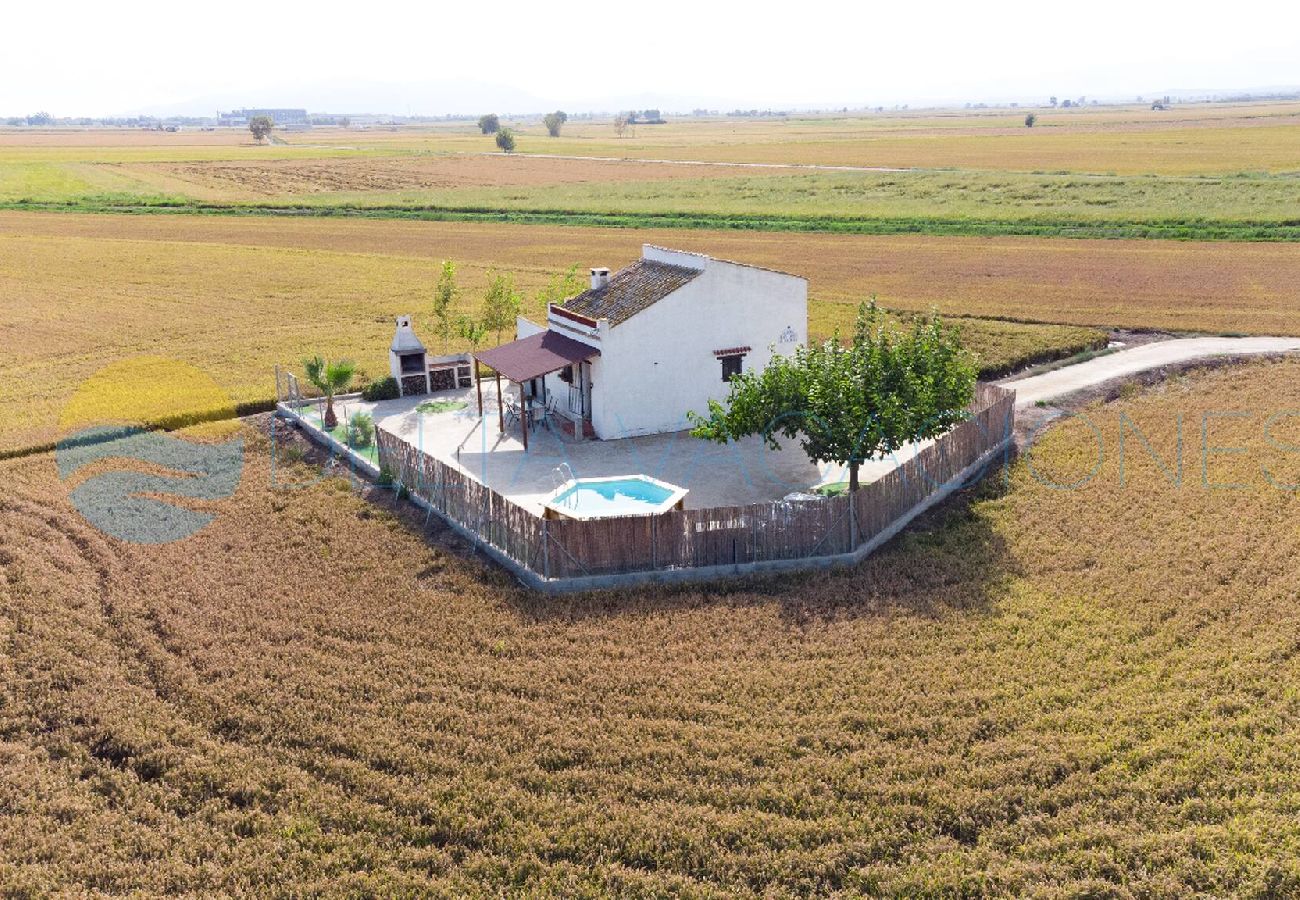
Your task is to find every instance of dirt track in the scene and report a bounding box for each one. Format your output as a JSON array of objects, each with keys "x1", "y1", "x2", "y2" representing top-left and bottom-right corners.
[{"x1": 1003, "y1": 337, "x2": 1300, "y2": 407}]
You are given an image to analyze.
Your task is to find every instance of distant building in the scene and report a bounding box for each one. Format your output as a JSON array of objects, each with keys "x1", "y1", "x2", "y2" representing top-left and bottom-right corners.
[{"x1": 217, "y1": 108, "x2": 309, "y2": 128}]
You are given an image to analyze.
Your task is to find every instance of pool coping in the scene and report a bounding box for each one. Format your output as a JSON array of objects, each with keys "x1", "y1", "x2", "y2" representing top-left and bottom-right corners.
[{"x1": 543, "y1": 474, "x2": 689, "y2": 521}]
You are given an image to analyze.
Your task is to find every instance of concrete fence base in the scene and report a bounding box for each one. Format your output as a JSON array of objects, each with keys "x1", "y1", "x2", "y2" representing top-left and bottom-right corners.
[{"x1": 277, "y1": 396, "x2": 1013, "y2": 595}]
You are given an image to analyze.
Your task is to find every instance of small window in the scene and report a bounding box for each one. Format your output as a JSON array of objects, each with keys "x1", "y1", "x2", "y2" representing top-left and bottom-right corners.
[{"x1": 720, "y1": 354, "x2": 744, "y2": 382}]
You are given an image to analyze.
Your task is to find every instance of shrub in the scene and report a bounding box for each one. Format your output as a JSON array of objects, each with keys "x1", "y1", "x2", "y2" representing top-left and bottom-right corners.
[
  {"x1": 346, "y1": 412, "x2": 374, "y2": 449},
  {"x1": 495, "y1": 128, "x2": 516, "y2": 153},
  {"x1": 362, "y1": 376, "x2": 400, "y2": 402}
]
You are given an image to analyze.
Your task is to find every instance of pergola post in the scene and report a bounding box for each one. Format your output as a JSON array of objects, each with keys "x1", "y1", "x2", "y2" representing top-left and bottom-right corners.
[
  {"x1": 495, "y1": 372, "x2": 504, "y2": 433},
  {"x1": 521, "y1": 397, "x2": 529, "y2": 452},
  {"x1": 475, "y1": 358, "x2": 484, "y2": 417}
]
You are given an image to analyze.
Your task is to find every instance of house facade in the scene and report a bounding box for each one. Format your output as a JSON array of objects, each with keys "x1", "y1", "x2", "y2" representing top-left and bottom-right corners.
[{"x1": 507, "y1": 245, "x2": 807, "y2": 440}]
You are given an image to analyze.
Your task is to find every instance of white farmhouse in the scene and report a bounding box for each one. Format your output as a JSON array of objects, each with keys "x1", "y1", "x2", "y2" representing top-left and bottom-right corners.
[{"x1": 474, "y1": 245, "x2": 808, "y2": 443}]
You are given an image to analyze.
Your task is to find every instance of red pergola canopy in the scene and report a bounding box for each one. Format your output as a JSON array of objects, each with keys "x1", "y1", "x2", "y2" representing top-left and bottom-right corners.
[{"x1": 474, "y1": 330, "x2": 599, "y2": 383}]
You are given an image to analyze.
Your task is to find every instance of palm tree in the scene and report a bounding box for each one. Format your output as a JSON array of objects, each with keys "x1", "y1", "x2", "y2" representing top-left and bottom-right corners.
[{"x1": 303, "y1": 356, "x2": 356, "y2": 430}]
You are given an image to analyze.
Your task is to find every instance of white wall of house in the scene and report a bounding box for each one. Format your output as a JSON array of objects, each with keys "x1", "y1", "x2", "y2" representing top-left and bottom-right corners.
[
  {"x1": 516, "y1": 315, "x2": 544, "y2": 339},
  {"x1": 590, "y1": 247, "x2": 807, "y2": 440}
]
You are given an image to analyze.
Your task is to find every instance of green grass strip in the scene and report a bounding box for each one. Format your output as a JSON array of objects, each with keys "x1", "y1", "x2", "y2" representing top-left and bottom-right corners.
[{"x1": 4, "y1": 198, "x2": 1299, "y2": 242}]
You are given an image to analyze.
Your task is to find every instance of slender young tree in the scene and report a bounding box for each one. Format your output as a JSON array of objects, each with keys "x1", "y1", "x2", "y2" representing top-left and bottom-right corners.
[
  {"x1": 480, "y1": 271, "x2": 523, "y2": 343},
  {"x1": 456, "y1": 315, "x2": 489, "y2": 351},
  {"x1": 433, "y1": 259, "x2": 458, "y2": 340},
  {"x1": 534, "y1": 265, "x2": 584, "y2": 307},
  {"x1": 690, "y1": 301, "x2": 976, "y2": 492}
]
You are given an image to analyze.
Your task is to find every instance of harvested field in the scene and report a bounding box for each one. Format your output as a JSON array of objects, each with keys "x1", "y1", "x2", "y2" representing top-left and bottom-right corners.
[
  {"x1": 610, "y1": 122, "x2": 1300, "y2": 175},
  {"x1": 0, "y1": 128, "x2": 253, "y2": 149},
  {"x1": 0, "y1": 211, "x2": 1115, "y2": 454},
  {"x1": 147, "y1": 155, "x2": 792, "y2": 200},
  {"x1": 291, "y1": 102, "x2": 1300, "y2": 174},
  {"x1": 91, "y1": 162, "x2": 1300, "y2": 233},
  {"x1": 5, "y1": 359, "x2": 1300, "y2": 893},
  {"x1": 5, "y1": 104, "x2": 1299, "y2": 237}
]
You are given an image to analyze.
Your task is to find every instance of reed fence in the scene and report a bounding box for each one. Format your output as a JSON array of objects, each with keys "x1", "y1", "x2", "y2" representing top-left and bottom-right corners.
[{"x1": 374, "y1": 383, "x2": 1014, "y2": 587}]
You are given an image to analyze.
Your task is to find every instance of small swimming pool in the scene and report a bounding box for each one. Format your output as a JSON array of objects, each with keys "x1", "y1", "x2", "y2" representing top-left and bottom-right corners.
[{"x1": 544, "y1": 475, "x2": 688, "y2": 520}]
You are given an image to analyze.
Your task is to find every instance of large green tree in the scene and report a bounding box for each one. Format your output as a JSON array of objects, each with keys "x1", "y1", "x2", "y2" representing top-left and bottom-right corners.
[
  {"x1": 690, "y1": 302, "x2": 976, "y2": 492},
  {"x1": 542, "y1": 110, "x2": 567, "y2": 137},
  {"x1": 248, "y1": 115, "x2": 274, "y2": 142},
  {"x1": 477, "y1": 113, "x2": 500, "y2": 134}
]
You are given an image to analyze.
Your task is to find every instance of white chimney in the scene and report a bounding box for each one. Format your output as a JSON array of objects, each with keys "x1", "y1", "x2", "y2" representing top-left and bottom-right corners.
[{"x1": 590, "y1": 267, "x2": 610, "y2": 290}]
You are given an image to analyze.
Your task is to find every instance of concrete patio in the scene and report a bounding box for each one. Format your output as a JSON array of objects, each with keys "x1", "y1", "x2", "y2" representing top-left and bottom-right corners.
[{"x1": 320, "y1": 385, "x2": 923, "y2": 516}]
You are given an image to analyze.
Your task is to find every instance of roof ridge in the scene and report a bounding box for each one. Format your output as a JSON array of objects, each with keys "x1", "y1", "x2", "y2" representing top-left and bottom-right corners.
[
  {"x1": 560, "y1": 257, "x2": 703, "y2": 326},
  {"x1": 642, "y1": 244, "x2": 806, "y2": 281}
]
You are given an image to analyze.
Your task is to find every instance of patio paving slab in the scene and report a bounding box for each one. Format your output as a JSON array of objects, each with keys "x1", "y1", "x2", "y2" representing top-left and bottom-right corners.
[{"x1": 319, "y1": 386, "x2": 907, "y2": 515}]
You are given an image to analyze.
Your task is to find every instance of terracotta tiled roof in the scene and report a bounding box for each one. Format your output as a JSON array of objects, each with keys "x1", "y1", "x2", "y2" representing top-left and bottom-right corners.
[{"x1": 562, "y1": 260, "x2": 702, "y2": 326}]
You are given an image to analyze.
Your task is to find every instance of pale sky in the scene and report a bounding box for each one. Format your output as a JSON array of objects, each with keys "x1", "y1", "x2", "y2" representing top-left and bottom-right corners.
[{"x1": 6, "y1": 0, "x2": 1299, "y2": 116}]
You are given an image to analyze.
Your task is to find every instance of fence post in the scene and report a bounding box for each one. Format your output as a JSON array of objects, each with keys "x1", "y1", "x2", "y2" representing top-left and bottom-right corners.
[
  {"x1": 651, "y1": 516, "x2": 657, "y2": 570},
  {"x1": 849, "y1": 495, "x2": 859, "y2": 549},
  {"x1": 541, "y1": 518, "x2": 550, "y2": 580}
]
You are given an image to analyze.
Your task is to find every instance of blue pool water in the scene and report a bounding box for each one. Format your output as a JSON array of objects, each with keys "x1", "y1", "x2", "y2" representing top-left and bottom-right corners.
[{"x1": 551, "y1": 478, "x2": 675, "y2": 517}]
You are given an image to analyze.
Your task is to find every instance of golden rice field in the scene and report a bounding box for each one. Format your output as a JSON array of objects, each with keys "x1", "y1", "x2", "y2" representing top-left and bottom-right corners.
[
  {"x1": 6, "y1": 206, "x2": 1299, "y2": 454},
  {"x1": 4, "y1": 358, "x2": 1300, "y2": 894},
  {"x1": 0, "y1": 210, "x2": 1121, "y2": 454},
  {"x1": 4, "y1": 100, "x2": 1300, "y2": 895},
  {"x1": 9, "y1": 207, "x2": 1297, "y2": 337}
]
